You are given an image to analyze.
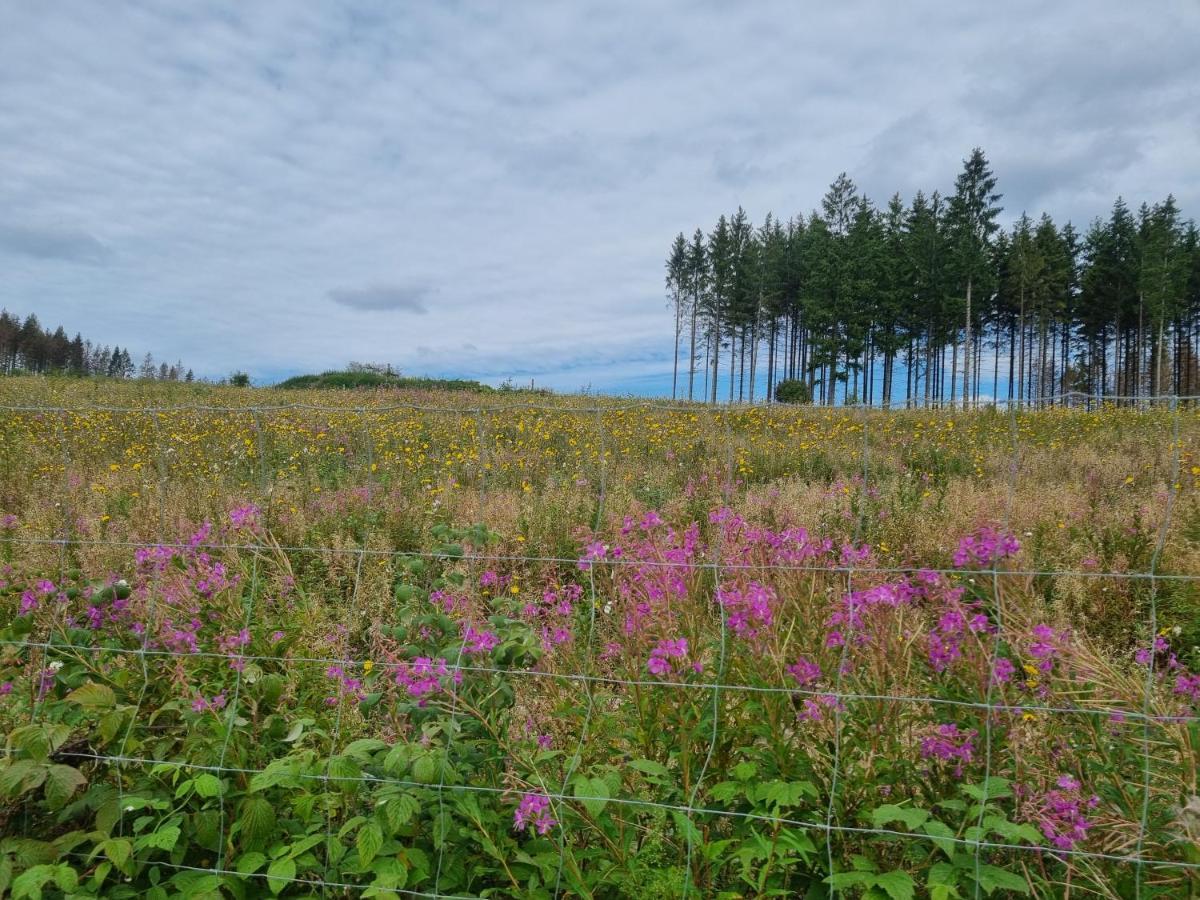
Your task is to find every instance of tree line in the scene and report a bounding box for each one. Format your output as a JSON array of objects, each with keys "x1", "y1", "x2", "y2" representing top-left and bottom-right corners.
[
  {"x1": 665, "y1": 148, "x2": 1200, "y2": 406},
  {"x1": 0, "y1": 310, "x2": 193, "y2": 381}
]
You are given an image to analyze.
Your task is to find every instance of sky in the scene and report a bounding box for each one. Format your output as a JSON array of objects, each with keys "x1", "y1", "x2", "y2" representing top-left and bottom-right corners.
[{"x1": 1, "y1": 1, "x2": 1198, "y2": 395}]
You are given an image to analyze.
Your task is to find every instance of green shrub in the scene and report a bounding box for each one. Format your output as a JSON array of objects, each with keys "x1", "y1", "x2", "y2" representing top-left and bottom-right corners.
[{"x1": 774, "y1": 378, "x2": 812, "y2": 404}]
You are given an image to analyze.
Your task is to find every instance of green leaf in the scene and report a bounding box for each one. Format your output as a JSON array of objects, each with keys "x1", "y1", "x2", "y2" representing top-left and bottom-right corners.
[
  {"x1": 193, "y1": 773, "x2": 223, "y2": 798},
  {"x1": 101, "y1": 838, "x2": 133, "y2": 871},
  {"x1": 344, "y1": 738, "x2": 388, "y2": 759},
  {"x1": 871, "y1": 803, "x2": 930, "y2": 831},
  {"x1": 147, "y1": 826, "x2": 182, "y2": 851},
  {"x1": 921, "y1": 819, "x2": 959, "y2": 858},
  {"x1": 732, "y1": 761, "x2": 758, "y2": 781},
  {"x1": 357, "y1": 822, "x2": 383, "y2": 867},
  {"x1": 962, "y1": 777, "x2": 1011, "y2": 802},
  {"x1": 9, "y1": 726, "x2": 50, "y2": 763},
  {"x1": 328, "y1": 755, "x2": 362, "y2": 791},
  {"x1": 66, "y1": 682, "x2": 117, "y2": 708},
  {"x1": 411, "y1": 755, "x2": 437, "y2": 784},
  {"x1": 574, "y1": 775, "x2": 609, "y2": 816},
  {"x1": 266, "y1": 857, "x2": 295, "y2": 895},
  {"x1": 0, "y1": 760, "x2": 45, "y2": 800},
  {"x1": 382, "y1": 793, "x2": 419, "y2": 832},
  {"x1": 628, "y1": 758, "x2": 669, "y2": 778},
  {"x1": 239, "y1": 797, "x2": 277, "y2": 850},
  {"x1": 876, "y1": 870, "x2": 916, "y2": 900},
  {"x1": 976, "y1": 864, "x2": 1029, "y2": 895},
  {"x1": 825, "y1": 871, "x2": 874, "y2": 889},
  {"x1": 236, "y1": 852, "x2": 266, "y2": 875}
]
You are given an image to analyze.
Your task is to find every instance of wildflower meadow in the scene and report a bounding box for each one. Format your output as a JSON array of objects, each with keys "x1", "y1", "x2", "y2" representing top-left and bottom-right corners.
[{"x1": 2, "y1": 378, "x2": 1200, "y2": 898}]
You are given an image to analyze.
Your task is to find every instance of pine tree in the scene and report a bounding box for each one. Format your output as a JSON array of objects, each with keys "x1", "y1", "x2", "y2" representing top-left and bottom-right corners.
[
  {"x1": 666, "y1": 233, "x2": 689, "y2": 400},
  {"x1": 947, "y1": 148, "x2": 1002, "y2": 407}
]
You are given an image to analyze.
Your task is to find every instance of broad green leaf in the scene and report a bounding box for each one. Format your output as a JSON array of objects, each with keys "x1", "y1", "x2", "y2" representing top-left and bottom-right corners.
[
  {"x1": 628, "y1": 758, "x2": 669, "y2": 778},
  {"x1": 8, "y1": 726, "x2": 50, "y2": 763},
  {"x1": 574, "y1": 775, "x2": 609, "y2": 817},
  {"x1": 66, "y1": 682, "x2": 117, "y2": 708},
  {"x1": 357, "y1": 822, "x2": 383, "y2": 867},
  {"x1": 382, "y1": 793, "x2": 419, "y2": 832},
  {"x1": 44, "y1": 764, "x2": 86, "y2": 809},
  {"x1": 875, "y1": 869, "x2": 916, "y2": 900},
  {"x1": 266, "y1": 857, "x2": 295, "y2": 895},
  {"x1": 976, "y1": 864, "x2": 1029, "y2": 895},
  {"x1": 239, "y1": 796, "x2": 277, "y2": 850},
  {"x1": 871, "y1": 803, "x2": 930, "y2": 831},
  {"x1": 193, "y1": 773, "x2": 223, "y2": 798},
  {"x1": 236, "y1": 852, "x2": 266, "y2": 875}
]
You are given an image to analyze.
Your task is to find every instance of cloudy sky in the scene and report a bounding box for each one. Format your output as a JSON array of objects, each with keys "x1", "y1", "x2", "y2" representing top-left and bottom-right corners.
[{"x1": 2, "y1": 2, "x2": 1198, "y2": 393}]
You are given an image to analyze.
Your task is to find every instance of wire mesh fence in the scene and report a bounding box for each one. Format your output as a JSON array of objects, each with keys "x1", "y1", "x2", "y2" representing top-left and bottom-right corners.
[{"x1": 0, "y1": 393, "x2": 1197, "y2": 897}]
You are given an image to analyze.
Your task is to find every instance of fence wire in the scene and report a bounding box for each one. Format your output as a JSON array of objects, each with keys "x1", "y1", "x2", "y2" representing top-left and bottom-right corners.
[{"x1": 1, "y1": 392, "x2": 1196, "y2": 898}]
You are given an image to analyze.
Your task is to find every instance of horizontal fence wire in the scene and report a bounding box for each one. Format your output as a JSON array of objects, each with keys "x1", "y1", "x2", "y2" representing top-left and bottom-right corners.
[{"x1": 0, "y1": 391, "x2": 1195, "y2": 897}]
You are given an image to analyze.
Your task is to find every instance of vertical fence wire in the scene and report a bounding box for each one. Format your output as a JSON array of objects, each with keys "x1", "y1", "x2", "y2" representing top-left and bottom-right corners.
[
  {"x1": 681, "y1": 404, "x2": 736, "y2": 896},
  {"x1": 1134, "y1": 394, "x2": 1184, "y2": 898},
  {"x1": 971, "y1": 383, "x2": 1023, "y2": 895},
  {"x1": 551, "y1": 406, "x2": 607, "y2": 898}
]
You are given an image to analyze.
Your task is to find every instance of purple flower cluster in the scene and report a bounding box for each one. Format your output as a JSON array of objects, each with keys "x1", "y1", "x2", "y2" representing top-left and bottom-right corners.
[
  {"x1": 953, "y1": 526, "x2": 1020, "y2": 569},
  {"x1": 718, "y1": 581, "x2": 776, "y2": 641},
  {"x1": 228, "y1": 503, "x2": 261, "y2": 531},
  {"x1": 919, "y1": 723, "x2": 977, "y2": 776},
  {"x1": 513, "y1": 792, "x2": 556, "y2": 835},
  {"x1": 928, "y1": 601, "x2": 991, "y2": 673},
  {"x1": 394, "y1": 656, "x2": 462, "y2": 705},
  {"x1": 192, "y1": 692, "x2": 227, "y2": 713},
  {"x1": 521, "y1": 584, "x2": 579, "y2": 655},
  {"x1": 461, "y1": 623, "x2": 500, "y2": 656},
  {"x1": 1028, "y1": 774, "x2": 1099, "y2": 850},
  {"x1": 324, "y1": 664, "x2": 367, "y2": 705},
  {"x1": 798, "y1": 693, "x2": 843, "y2": 722},
  {"x1": 647, "y1": 637, "x2": 690, "y2": 678},
  {"x1": 786, "y1": 656, "x2": 822, "y2": 687},
  {"x1": 827, "y1": 581, "x2": 917, "y2": 649}
]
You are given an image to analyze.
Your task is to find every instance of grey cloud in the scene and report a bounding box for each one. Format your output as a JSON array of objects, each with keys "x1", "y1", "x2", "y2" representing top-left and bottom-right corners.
[
  {"x1": 0, "y1": 222, "x2": 111, "y2": 264},
  {"x1": 328, "y1": 284, "x2": 431, "y2": 313},
  {"x1": 0, "y1": 1, "x2": 1196, "y2": 392}
]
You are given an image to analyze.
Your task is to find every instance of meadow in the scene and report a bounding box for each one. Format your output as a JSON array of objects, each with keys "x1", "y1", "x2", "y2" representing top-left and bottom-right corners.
[{"x1": 1, "y1": 377, "x2": 1199, "y2": 898}]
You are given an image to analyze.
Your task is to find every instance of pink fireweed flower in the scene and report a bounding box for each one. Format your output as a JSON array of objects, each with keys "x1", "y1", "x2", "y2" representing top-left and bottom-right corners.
[
  {"x1": 719, "y1": 581, "x2": 776, "y2": 641},
  {"x1": 919, "y1": 723, "x2": 977, "y2": 776},
  {"x1": 228, "y1": 504, "x2": 261, "y2": 530},
  {"x1": 429, "y1": 589, "x2": 464, "y2": 613},
  {"x1": 991, "y1": 657, "x2": 1016, "y2": 685},
  {"x1": 639, "y1": 510, "x2": 664, "y2": 530},
  {"x1": 786, "y1": 656, "x2": 822, "y2": 687},
  {"x1": 18, "y1": 591, "x2": 37, "y2": 616},
  {"x1": 1135, "y1": 635, "x2": 1170, "y2": 667},
  {"x1": 1026, "y1": 774, "x2": 1099, "y2": 851},
  {"x1": 953, "y1": 527, "x2": 1020, "y2": 568},
  {"x1": 394, "y1": 656, "x2": 462, "y2": 706},
  {"x1": 577, "y1": 541, "x2": 607, "y2": 571},
  {"x1": 513, "y1": 792, "x2": 556, "y2": 835},
  {"x1": 798, "y1": 694, "x2": 843, "y2": 722},
  {"x1": 461, "y1": 623, "x2": 500, "y2": 655},
  {"x1": 647, "y1": 637, "x2": 689, "y2": 678},
  {"x1": 191, "y1": 693, "x2": 227, "y2": 713},
  {"x1": 1174, "y1": 672, "x2": 1200, "y2": 705},
  {"x1": 0, "y1": 681, "x2": 13, "y2": 696},
  {"x1": 1028, "y1": 623, "x2": 1064, "y2": 673}
]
